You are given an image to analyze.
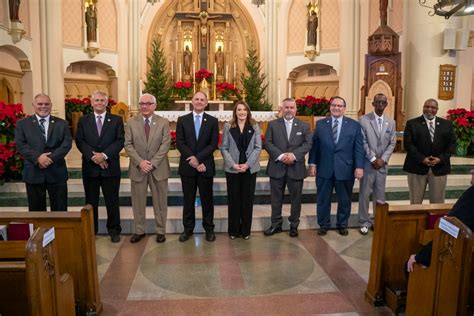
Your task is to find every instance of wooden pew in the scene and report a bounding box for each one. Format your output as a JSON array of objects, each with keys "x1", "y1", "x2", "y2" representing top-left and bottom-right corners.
[
  {"x1": 366, "y1": 202, "x2": 453, "y2": 313},
  {"x1": 406, "y1": 217, "x2": 473, "y2": 316},
  {"x1": 0, "y1": 205, "x2": 102, "y2": 315},
  {"x1": 0, "y1": 227, "x2": 75, "y2": 315}
]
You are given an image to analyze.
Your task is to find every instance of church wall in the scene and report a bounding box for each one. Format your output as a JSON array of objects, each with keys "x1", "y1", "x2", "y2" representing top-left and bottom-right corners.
[
  {"x1": 62, "y1": 0, "x2": 83, "y2": 47},
  {"x1": 0, "y1": 1, "x2": 8, "y2": 26},
  {"x1": 320, "y1": 0, "x2": 339, "y2": 50},
  {"x1": 287, "y1": 1, "x2": 306, "y2": 54},
  {"x1": 19, "y1": 0, "x2": 30, "y2": 37},
  {"x1": 96, "y1": 0, "x2": 117, "y2": 52}
]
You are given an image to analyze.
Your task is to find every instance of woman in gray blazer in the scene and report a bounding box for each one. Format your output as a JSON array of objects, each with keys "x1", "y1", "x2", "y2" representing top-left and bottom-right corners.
[{"x1": 221, "y1": 101, "x2": 262, "y2": 239}]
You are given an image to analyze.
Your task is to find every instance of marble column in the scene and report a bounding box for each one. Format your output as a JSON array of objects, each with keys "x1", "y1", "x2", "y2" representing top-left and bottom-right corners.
[
  {"x1": 39, "y1": 1, "x2": 65, "y2": 118},
  {"x1": 128, "y1": 0, "x2": 140, "y2": 113},
  {"x1": 264, "y1": 2, "x2": 279, "y2": 107},
  {"x1": 404, "y1": 0, "x2": 465, "y2": 119}
]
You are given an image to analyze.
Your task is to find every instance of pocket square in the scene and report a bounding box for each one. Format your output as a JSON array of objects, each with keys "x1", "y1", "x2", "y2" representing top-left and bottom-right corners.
[{"x1": 296, "y1": 132, "x2": 302, "y2": 135}]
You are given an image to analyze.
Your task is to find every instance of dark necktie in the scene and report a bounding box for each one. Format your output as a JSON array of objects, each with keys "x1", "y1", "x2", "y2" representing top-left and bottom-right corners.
[
  {"x1": 429, "y1": 120, "x2": 435, "y2": 142},
  {"x1": 333, "y1": 119, "x2": 339, "y2": 143},
  {"x1": 144, "y1": 118, "x2": 150, "y2": 140},
  {"x1": 39, "y1": 118, "x2": 46, "y2": 140}
]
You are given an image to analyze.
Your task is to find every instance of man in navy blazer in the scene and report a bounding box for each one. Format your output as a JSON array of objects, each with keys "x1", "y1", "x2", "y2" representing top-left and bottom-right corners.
[
  {"x1": 308, "y1": 96, "x2": 364, "y2": 236},
  {"x1": 15, "y1": 93, "x2": 72, "y2": 212},
  {"x1": 403, "y1": 98, "x2": 455, "y2": 204},
  {"x1": 176, "y1": 91, "x2": 219, "y2": 242},
  {"x1": 76, "y1": 90, "x2": 124, "y2": 242}
]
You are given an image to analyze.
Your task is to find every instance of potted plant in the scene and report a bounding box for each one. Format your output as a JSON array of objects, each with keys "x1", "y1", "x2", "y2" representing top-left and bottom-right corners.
[
  {"x1": 173, "y1": 81, "x2": 193, "y2": 100},
  {"x1": 295, "y1": 95, "x2": 330, "y2": 116},
  {"x1": 216, "y1": 82, "x2": 239, "y2": 100},
  {"x1": 194, "y1": 69, "x2": 214, "y2": 83},
  {"x1": 446, "y1": 108, "x2": 474, "y2": 156}
]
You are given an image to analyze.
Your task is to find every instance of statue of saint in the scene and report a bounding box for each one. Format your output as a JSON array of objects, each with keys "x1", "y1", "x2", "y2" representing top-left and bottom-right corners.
[
  {"x1": 183, "y1": 45, "x2": 192, "y2": 75},
  {"x1": 307, "y1": 10, "x2": 318, "y2": 47},
  {"x1": 85, "y1": 5, "x2": 97, "y2": 42},
  {"x1": 186, "y1": 11, "x2": 222, "y2": 48},
  {"x1": 215, "y1": 47, "x2": 224, "y2": 76},
  {"x1": 9, "y1": 0, "x2": 21, "y2": 22},
  {"x1": 380, "y1": 0, "x2": 388, "y2": 26}
]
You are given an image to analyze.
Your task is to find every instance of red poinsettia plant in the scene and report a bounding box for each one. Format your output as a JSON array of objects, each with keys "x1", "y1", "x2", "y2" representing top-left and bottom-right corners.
[
  {"x1": 446, "y1": 108, "x2": 474, "y2": 151},
  {"x1": 195, "y1": 69, "x2": 214, "y2": 83},
  {"x1": 0, "y1": 101, "x2": 26, "y2": 183},
  {"x1": 295, "y1": 96, "x2": 330, "y2": 116},
  {"x1": 65, "y1": 97, "x2": 115, "y2": 126},
  {"x1": 174, "y1": 81, "x2": 193, "y2": 100},
  {"x1": 216, "y1": 82, "x2": 239, "y2": 99}
]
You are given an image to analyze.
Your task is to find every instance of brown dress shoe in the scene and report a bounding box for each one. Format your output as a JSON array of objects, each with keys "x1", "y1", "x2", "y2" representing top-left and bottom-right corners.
[
  {"x1": 130, "y1": 234, "x2": 145, "y2": 243},
  {"x1": 156, "y1": 234, "x2": 166, "y2": 243}
]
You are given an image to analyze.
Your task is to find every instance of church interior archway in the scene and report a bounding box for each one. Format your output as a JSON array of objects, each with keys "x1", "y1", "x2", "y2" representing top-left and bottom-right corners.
[
  {"x1": 65, "y1": 61, "x2": 117, "y2": 99},
  {"x1": 290, "y1": 63, "x2": 339, "y2": 99}
]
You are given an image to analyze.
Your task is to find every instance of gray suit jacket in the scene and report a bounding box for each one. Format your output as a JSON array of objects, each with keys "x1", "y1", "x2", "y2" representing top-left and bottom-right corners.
[
  {"x1": 264, "y1": 117, "x2": 312, "y2": 180},
  {"x1": 124, "y1": 114, "x2": 171, "y2": 182},
  {"x1": 359, "y1": 112, "x2": 396, "y2": 172},
  {"x1": 220, "y1": 122, "x2": 262, "y2": 174}
]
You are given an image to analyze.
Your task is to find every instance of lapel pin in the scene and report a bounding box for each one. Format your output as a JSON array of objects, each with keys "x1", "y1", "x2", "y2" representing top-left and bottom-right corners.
[
  {"x1": 51, "y1": 120, "x2": 55, "y2": 123},
  {"x1": 107, "y1": 119, "x2": 111, "y2": 122},
  {"x1": 153, "y1": 122, "x2": 156, "y2": 125},
  {"x1": 204, "y1": 118, "x2": 207, "y2": 122}
]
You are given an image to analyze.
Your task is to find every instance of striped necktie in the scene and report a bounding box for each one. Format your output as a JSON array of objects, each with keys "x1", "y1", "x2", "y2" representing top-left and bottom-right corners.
[
  {"x1": 144, "y1": 118, "x2": 150, "y2": 140},
  {"x1": 39, "y1": 118, "x2": 46, "y2": 140},
  {"x1": 429, "y1": 120, "x2": 435, "y2": 142},
  {"x1": 333, "y1": 119, "x2": 339, "y2": 143}
]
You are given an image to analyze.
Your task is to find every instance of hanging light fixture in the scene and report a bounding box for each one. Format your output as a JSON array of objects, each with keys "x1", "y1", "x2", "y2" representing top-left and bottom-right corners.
[
  {"x1": 419, "y1": 0, "x2": 474, "y2": 19},
  {"x1": 252, "y1": 0, "x2": 265, "y2": 7},
  {"x1": 147, "y1": 0, "x2": 159, "y2": 4}
]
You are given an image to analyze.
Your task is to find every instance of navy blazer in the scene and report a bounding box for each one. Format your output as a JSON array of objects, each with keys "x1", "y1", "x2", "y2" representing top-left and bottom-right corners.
[
  {"x1": 75, "y1": 112, "x2": 124, "y2": 178},
  {"x1": 176, "y1": 112, "x2": 219, "y2": 177},
  {"x1": 309, "y1": 116, "x2": 364, "y2": 181},
  {"x1": 15, "y1": 115, "x2": 72, "y2": 184}
]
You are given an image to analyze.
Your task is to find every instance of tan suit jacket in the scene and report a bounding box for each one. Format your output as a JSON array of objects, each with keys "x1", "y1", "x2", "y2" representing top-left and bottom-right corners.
[{"x1": 125, "y1": 114, "x2": 171, "y2": 182}]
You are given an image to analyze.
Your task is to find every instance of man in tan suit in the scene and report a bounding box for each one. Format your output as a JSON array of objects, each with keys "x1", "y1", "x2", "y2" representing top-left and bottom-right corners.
[{"x1": 124, "y1": 93, "x2": 171, "y2": 243}]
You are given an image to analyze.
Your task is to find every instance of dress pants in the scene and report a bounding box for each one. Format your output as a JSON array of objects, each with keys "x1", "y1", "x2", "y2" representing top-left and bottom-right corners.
[
  {"x1": 407, "y1": 169, "x2": 447, "y2": 204},
  {"x1": 269, "y1": 176, "x2": 303, "y2": 229},
  {"x1": 26, "y1": 182, "x2": 68, "y2": 212},
  {"x1": 316, "y1": 176, "x2": 354, "y2": 229},
  {"x1": 181, "y1": 175, "x2": 215, "y2": 233},
  {"x1": 358, "y1": 167, "x2": 387, "y2": 228},
  {"x1": 226, "y1": 171, "x2": 257, "y2": 237},
  {"x1": 131, "y1": 175, "x2": 168, "y2": 235},
  {"x1": 83, "y1": 175, "x2": 122, "y2": 235}
]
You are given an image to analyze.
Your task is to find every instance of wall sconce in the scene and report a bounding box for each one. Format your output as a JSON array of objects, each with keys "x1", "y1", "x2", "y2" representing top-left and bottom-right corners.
[
  {"x1": 252, "y1": 0, "x2": 265, "y2": 7},
  {"x1": 419, "y1": 0, "x2": 474, "y2": 19},
  {"x1": 147, "y1": 0, "x2": 159, "y2": 4}
]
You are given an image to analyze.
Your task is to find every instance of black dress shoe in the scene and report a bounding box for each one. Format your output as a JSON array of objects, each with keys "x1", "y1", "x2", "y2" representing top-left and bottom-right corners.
[
  {"x1": 263, "y1": 226, "x2": 282, "y2": 236},
  {"x1": 318, "y1": 228, "x2": 327, "y2": 236},
  {"x1": 156, "y1": 234, "x2": 166, "y2": 243},
  {"x1": 130, "y1": 234, "x2": 145, "y2": 243},
  {"x1": 179, "y1": 232, "x2": 193, "y2": 242},
  {"x1": 289, "y1": 227, "x2": 298, "y2": 237},
  {"x1": 338, "y1": 228, "x2": 349, "y2": 236},
  {"x1": 111, "y1": 234, "x2": 121, "y2": 243},
  {"x1": 206, "y1": 232, "x2": 216, "y2": 242}
]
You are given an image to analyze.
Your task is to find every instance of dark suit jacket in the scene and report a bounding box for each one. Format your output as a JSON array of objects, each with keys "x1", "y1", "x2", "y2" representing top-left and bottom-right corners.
[
  {"x1": 403, "y1": 116, "x2": 455, "y2": 176},
  {"x1": 176, "y1": 112, "x2": 219, "y2": 177},
  {"x1": 415, "y1": 186, "x2": 474, "y2": 266},
  {"x1": 15, "y1": 115, "x2": 72, "y2": 184},
  {"x1": 264, "y1": 117, "x2": 312, "y2": 180},
  {"x1": 308, "y1": 116, "x2": 364, "y2": 180},
  {"x1": 75, "y1": 112, "x2": 124, "y2": 178}
]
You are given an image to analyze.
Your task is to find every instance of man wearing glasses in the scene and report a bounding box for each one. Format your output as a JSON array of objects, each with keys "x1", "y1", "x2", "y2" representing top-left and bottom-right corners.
[
  {"x1": 125, "y1": 93, "x2": 171, "y2": 244},
  {"x1": 308, "y1": 96, "x2": 364, "y2": 236},
  {"x1": 357, "y1": 94, "x2": 396, "y2": 235}
]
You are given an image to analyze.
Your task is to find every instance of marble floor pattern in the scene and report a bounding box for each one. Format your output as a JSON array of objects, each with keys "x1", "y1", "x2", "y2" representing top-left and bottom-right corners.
[{"x1": 96, "y1": 229, "x2": 392, "y2": 316}]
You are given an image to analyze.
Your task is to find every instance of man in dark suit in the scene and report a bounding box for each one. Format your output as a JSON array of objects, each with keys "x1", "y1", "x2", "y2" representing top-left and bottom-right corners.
[
  {"x1": 15, "y1": 93, "x2": 72, "y2": 211},
  {"x1": 263, "y1": 98, "x2": 312, "y2": 237},
  {"x1": 403, "y1": 98, "x2": 456, "y2": 204},
  {"x1": 176, "y1": 91, "x2": 219, "y2": 242},
  {"x1": 75, "y1": 90, "x2": 124, "y2": 243},
  {"x1": 308, "y1": 96, "x2": 364, "y2": 236}
]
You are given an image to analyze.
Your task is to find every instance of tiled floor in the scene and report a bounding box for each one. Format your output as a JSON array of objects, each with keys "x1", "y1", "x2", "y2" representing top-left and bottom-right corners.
[{"x1": 96, "y1": 229, "x2": 393, "y2": 315}]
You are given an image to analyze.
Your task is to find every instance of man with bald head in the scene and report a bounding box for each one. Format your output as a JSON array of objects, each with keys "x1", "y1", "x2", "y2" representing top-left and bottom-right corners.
[{"x1": 403, "y1": 98, "x2": 456, "y2": 204}]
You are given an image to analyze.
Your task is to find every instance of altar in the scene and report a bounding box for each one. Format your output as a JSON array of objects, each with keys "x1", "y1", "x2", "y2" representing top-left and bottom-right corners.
[
  {"x1": 155, "y1": 110, "x2": 277, "y2": 123},
  {"x1": 173, "y1": 100, "x2": 234, "y2": 112}
]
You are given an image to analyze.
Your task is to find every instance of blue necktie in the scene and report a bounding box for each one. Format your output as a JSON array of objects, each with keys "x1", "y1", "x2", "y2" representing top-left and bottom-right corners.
[
  {"x1": 333, "y1": 119, "x2": 339, "y2": 143},
  {"x1": 194, "y1": 115, "x2": 201, "y2": 140}
]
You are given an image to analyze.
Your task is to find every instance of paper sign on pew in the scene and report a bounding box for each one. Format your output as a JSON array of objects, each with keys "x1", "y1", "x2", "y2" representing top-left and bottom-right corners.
[
  {"x1": 439, "y1": 218, "x2": 460, "y2": 239},
  {"x1": 42, "y1": 227, "x2": 55, "y2": 247}
]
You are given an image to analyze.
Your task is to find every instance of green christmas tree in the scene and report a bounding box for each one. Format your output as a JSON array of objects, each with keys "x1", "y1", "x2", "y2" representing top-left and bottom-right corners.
[
  {"x1": 144, "y1": 37, "x2": 173, "y2": 110},
  {"x1": 240, "y1": 47, "x2": 272, "y2": 111}
]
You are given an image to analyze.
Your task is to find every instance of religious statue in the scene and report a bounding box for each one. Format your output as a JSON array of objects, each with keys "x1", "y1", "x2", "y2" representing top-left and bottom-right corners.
[
  {"x1": 85, "y1": 5, "x2": 97, "y2": 42},
  {"x1": 380, "y1": 0, "x2": 388, "y2": 26},
  {"x1": 183, "y1": 45, "x2": 192, "y2": 75},
  {"x1": 186, "y1": 11, "x2": 222, "y2": 48},
  {"x1": 215, "y1": 47, "x2": 224, "y2": 76},
  {"x1": 9, "y1": 0, "x2": 21, "y2": 22},
  {"x1": 307, "y1": 10, "x2": 318, "y2": 47}
]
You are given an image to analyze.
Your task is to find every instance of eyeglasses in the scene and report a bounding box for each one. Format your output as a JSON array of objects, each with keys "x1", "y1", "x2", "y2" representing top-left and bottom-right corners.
[
  {"x1": 373, "y1": 100, "x2": 388, "y2": 105},
  {"x1": 330, "y1": 103, "x2": 345, "y2": 108},
  {"x1": 139, "y1": 102, "x2": 155, "y2": 106}
]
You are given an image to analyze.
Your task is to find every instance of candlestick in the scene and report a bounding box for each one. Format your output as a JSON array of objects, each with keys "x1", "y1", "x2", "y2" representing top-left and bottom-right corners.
[
  {"x1": 171, "y1": 62, "x2": 174, "y2": 81},
  {"x1": 288, "y1": 80, "x2": 292, "y2": 98},
  {"x1": 139, "y1": 79, "x2": 143, "y2": 97},
  {"x1": 233, "y1": 62, "x2": 236, "y2": 83},
  {"x1": 179, "y1": 63, "x2": 182, "y2": 81},
  {"x1": 226, "y1": 65, "x2": 228, "y2": 81},
  {"x1": 127, "y1": 80, "x2": 131, "y2": 109}
]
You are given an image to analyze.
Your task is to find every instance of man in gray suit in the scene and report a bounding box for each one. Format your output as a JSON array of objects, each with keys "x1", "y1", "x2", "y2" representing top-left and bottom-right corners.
[
  {"x1": 357, "y1": 93, "x2": 396, "y2": 234},
  {"x1": 124, "y1": 93, "x2": 171, "y2": 244},
  {"x1": 263, "y1": 98, "x2": 312, "y2": 237}
]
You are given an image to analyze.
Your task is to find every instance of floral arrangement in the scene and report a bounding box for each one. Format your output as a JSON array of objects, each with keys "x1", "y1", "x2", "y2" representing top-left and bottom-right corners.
[
  {"x1": 170, "y1": 130, "x2": 177, "y2": 150},
  {"x1": 216, "y1": 82, "x2": 239, "y2": 100},
  {"x1": 295, "y1": 95, "x2": 330, "y2": 116},
  {"x1": 446, "y1": 108, "x2": 474, "y2": 154},
  {"x1": 195, "y1": 69, "x2": 214, "y2": 82},
  {"x1": 0, "y1": 101, "x2": 26, "y2": 183},
  {"x1": 65, "y1": 97, "x2": 115, "y2": 126},
  {"x1": 173, "y1": 81, "x2": 193, "y2": 100}
]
